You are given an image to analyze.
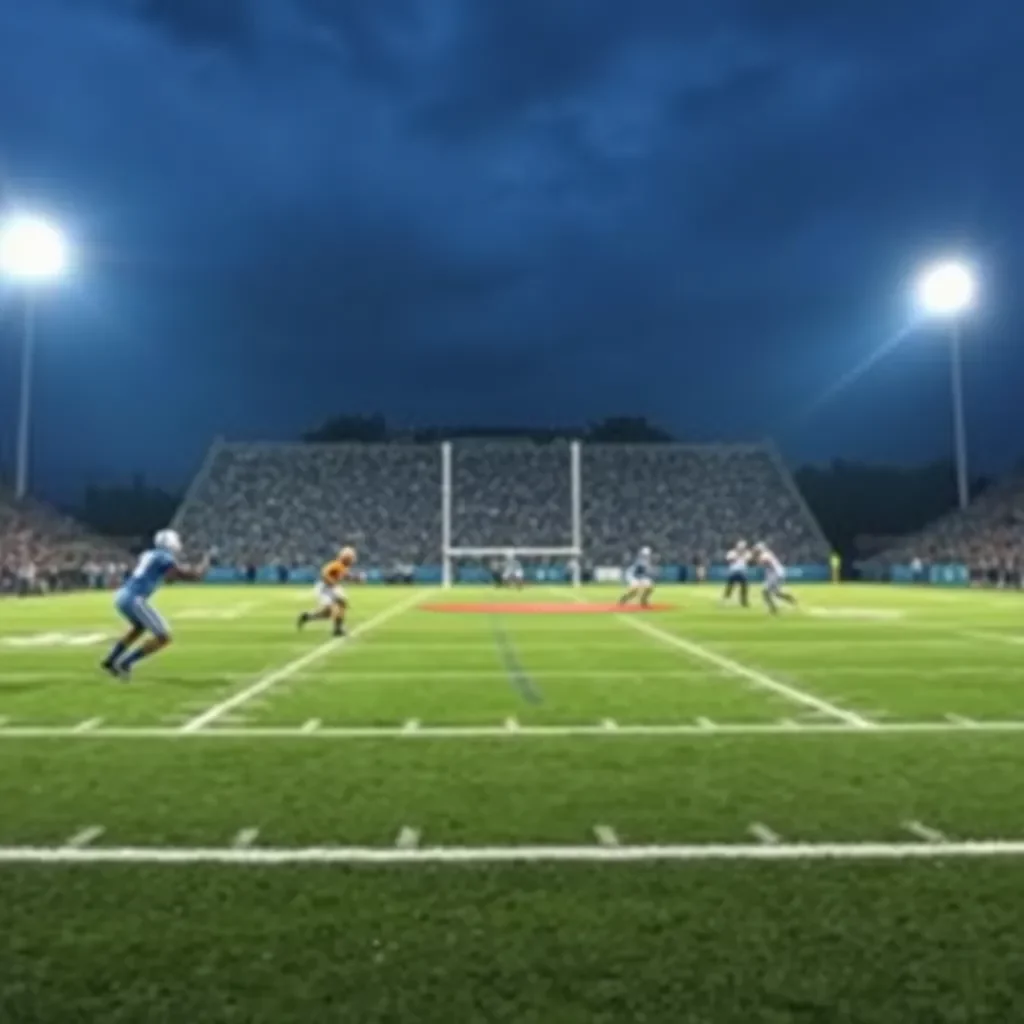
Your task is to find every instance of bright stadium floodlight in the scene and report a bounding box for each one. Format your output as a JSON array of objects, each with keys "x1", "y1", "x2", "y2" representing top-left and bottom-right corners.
[
  {"x1": 915, "y1": 259, "x2": 976, "y2": 319},
  {"x1": 0, "y1": 212, "x2": 71, "y2": 500},
  {"x1": 912, "y1": 258, "x2": 979, "y2": 512},
  {"x1": 0, "y1": 214, "x2": 68, "y2": 282}
]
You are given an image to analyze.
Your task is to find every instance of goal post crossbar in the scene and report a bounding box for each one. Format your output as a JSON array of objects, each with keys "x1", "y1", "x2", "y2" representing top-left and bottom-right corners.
[
  {"x1": 444, "y1": 547, "x2": 582, "y2": 587},
  {"x1": 445, "y1": 547, "x2": 581, "y2": 558}
]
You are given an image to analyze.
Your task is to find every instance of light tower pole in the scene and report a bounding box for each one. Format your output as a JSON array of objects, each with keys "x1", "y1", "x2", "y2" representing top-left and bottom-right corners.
[
  {"x1": 914, "y1": 260, "x2": 977, "y2": 511},
  {"x1": 0, "y1": 214, "x2": 69, "y2": 499}
]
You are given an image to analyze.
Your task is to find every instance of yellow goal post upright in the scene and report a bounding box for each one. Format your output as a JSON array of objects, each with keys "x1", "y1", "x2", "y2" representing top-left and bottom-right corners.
[{"x1": 440, "y1": 439, "x2": 583, "y2": 588}]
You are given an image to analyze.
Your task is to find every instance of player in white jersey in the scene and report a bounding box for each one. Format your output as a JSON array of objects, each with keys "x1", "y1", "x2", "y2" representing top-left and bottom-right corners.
[
  {"x1": 618, "y1": 546, "x2": 655, "y2": 607},
  {"x1": 502, "y1": 551, "x2": 524, "y2": 589},
  {"x1": 722, "y1": 540, "x2": 750, "y2": 607},
  {"x1": 752, "y1": 542, "x2": 797, "y2": 614}
]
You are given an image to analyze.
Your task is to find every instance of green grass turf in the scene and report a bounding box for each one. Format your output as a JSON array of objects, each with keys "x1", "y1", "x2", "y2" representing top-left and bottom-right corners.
[{"x1": 3, "y1": 582, "x2": 1024, "y2": 1021}]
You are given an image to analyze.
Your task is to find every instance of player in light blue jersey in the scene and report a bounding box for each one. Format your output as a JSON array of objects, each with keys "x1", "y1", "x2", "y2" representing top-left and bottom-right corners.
[
  {"x1": 618, "y1": 546, "x2": 655, "y2": 608},
  {"x1": 101, "y1": 528, "x2": 209, "y2": 680}
]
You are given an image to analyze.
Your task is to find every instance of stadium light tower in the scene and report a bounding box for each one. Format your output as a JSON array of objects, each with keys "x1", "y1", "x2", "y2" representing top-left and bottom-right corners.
[
  {"x1": 0, "y1": 213, "x2": 70, "y2": 500},
  {"x1": 914, "y1": 259, "x2": 977, "y2": 511}
]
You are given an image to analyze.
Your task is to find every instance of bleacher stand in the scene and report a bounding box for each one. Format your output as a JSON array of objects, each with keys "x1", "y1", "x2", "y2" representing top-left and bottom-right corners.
[
  {"x1": 0, "y1": 487, "x2": 130, "y2": 595},
  {"x1": 878, "y1": 475, "x2": 1024, "y2": 586},
  {"x1": 173, "y1": 440, "x2": 829, "y2": 571},
  {"x1": 583, "y1": 444, "x2": 828, "y2": 566},
  {"x1": 173, "y1": 444, "x2": 442, "y2": 569}
]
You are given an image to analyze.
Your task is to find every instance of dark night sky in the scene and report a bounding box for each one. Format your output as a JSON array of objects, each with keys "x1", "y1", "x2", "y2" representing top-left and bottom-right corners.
[{"x1": 1, "y1": 0, "x2": 1023, "y2": 502}]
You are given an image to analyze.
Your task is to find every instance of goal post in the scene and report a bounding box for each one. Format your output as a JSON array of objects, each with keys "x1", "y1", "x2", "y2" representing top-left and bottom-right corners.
[{"x1": 440, "y1": 439, "x2": 583, "y2": 587}]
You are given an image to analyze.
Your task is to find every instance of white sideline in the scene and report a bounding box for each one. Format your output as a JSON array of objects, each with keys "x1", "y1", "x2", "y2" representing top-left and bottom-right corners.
[
  {"x1": 3, "y1": 720, "x2": 1024, "y2": 739},
  {"x1": 622, "y1": 616, "x2": 872, "y2": 728},
  {"x1": 180, "y1": 591, "x2": 424, "y2": 731},
  {"x1": 5, "y1": 839, "x2": 1024, "y2": 865}
]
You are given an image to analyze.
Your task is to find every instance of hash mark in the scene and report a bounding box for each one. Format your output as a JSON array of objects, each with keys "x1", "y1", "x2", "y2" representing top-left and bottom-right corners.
[
  {"x1": 73, "y1": 718, "x2": 102, "y2": 733},
  {"x1": 403, "y1": 719, "x2": 420, "y2": 733},
  {"x1": 301, "y1": 719, "x2": 321, "y2": 733},
  {"x1": 233, "y1": 828, "x2": 260, "y2": 849},
  {"x1": 601, "y1": 718, "x2": 618, "y2": 731},
  {"x1": 945, "y1": 714, "x2": 977, "y2": 726},
  {"x1": 903, "y1": 820, "x2": 947, "y2": 843},
  {"x1": 64, "y1": 826, "x2": 104, "y2": 849},
  {"x1": 749, "y1": 823, "x2": 781, "y2": 844},
  {"x1": 593, "y1": 825, "x2": 620, "y2": 847},
  {"x1": 504, "y1": 716, "x2": 520, "y2": 732},
  {"x1": 396, "y1": 827, "x2": 420, "y2": 850}
]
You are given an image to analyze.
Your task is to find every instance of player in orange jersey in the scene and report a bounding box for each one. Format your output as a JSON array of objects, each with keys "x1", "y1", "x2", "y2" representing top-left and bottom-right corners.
[{"x1": 297, "y1": 546, "x2": 357, "y2": 637}]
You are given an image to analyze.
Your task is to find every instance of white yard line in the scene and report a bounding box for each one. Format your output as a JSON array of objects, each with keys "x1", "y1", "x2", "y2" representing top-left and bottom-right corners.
[
  {"x1": 749, "y1": 823, "x2": 781, "y2": 845},
  {"x1": 2, "y1": 720, "x2": 1024, "y2": 739},
  {"x1": 621, "y1": 615, "x2": 872, "y2": 728},
  {"x1": 5, "y1": 839, "x2": 1024, "y2": 864},
  {"x1": 180, "y1": 591, "x2": 424, "y2": 732},
  {"x1": 902, "y1": 820, "x2": 947, "y2": 843},
  {"x1": 63, "y1": 826, "x2": 104, "y2": 849}
]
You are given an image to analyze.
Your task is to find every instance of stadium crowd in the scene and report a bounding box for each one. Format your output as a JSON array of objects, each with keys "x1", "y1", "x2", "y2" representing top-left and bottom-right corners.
[
  {"x1": 171, "y1": 440, "x2": 830, "y2": 569},
  {"x1": 879, "y1": 474, "x2": 1024, "y2": 585},
  {"x1": 0, "y1": 488, "x2": 130, "y2": 595}
]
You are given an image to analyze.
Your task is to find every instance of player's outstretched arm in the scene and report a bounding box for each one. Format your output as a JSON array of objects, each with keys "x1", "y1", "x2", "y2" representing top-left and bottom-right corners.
[{"x1": 168, "y1": 551, "x2": 213, "y2": 583}]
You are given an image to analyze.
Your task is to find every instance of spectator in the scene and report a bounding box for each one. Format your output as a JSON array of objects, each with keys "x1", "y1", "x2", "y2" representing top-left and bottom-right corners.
[
  {"x1": 172, "y1": 440, "x2": 829, "y2": 569},
  {"x1": 0, "y1": 486, "x2": 130, "y2": 595},
  {"x1": 878, "y1": 474, "x2": 1024, "y2": 586}
]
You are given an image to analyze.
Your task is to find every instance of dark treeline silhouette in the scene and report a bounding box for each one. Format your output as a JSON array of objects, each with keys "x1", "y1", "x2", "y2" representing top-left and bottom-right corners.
[
  {"x1": 70, "y1": 475, "x2": 180, "y2": 544},
  {"x1": 796, "y1": 460, "x2": 990, "y2": 558},
  {"x1": 302, "y1": 414, "x2": 673, "y2": 445},
  {"x1": 64, "y1": 416, "x2": 989, "y2": 558}
]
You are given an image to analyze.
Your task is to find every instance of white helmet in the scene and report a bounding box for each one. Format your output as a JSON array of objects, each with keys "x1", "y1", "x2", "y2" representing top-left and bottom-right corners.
[{"x1": 154, "y1": 529, "x2": 183, "y2": 555}]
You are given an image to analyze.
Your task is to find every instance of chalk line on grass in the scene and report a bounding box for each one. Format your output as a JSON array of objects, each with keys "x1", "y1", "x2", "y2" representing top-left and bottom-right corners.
[
  {"x1": 593, "y1": 825, "x2": 620, "y2": 847},
  {"x1": 232, "y1": 828, "x2": 260, "y2": 849},
  {"x1": 396, "y1": 827, "x2": 420, "y2": 850},
  {"x1": 903, "y1": 820, "x2": 947, "y2": 843},
  {"x1": 621, "y1": 615, "x2": 872, "y2": 729},
  {"x1": 63, "y1": 826, "x2": 104, "y2": 849},
  {"x1": 5, "y1": 839, "x2": 1024, "y2": 865},
  {"x1": 749, "y1": 823, "x2": 781, "y2": 845},
  {"x1": 180, "y1": 590, "x2": 424, "y2": 732},
  {"x1": 3, "y1": 720, "x2": 1024, "y2": 739}
]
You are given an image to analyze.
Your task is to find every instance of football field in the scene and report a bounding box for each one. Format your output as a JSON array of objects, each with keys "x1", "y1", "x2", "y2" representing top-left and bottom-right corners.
[{"x1": 2, "y1": 582, "x2": 1024, "y2": 1021}]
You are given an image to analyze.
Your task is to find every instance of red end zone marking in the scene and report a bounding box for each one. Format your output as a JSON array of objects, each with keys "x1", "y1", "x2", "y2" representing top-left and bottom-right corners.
[{"x1": 421, "y1": 602, "x2": 673, "y2": 614}]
